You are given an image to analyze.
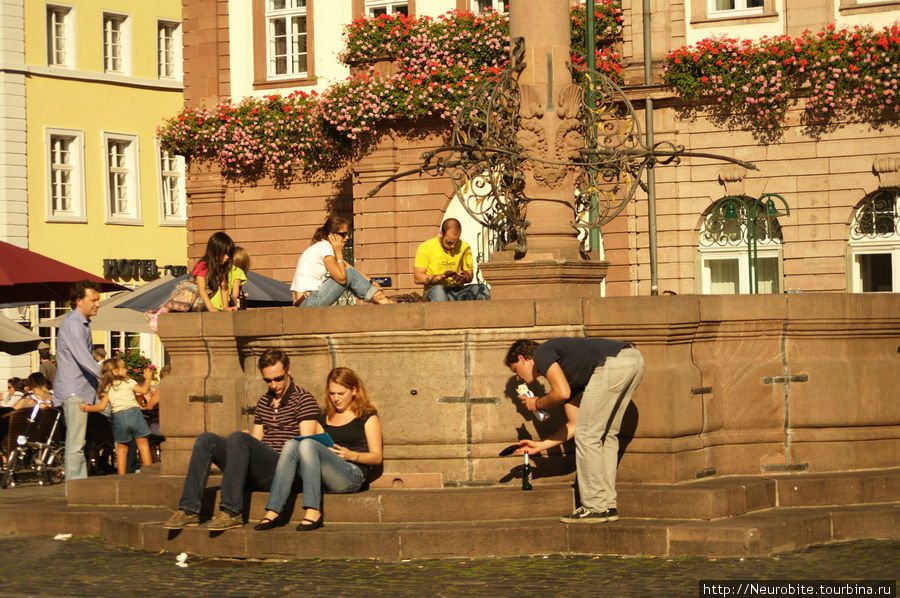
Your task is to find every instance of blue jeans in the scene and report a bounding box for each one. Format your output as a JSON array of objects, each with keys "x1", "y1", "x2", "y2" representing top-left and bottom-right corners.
[
  {"x1": 265, "y1": 438, "x2": 365, "y2": 514},
  {"x1": 178, "y1": 431, "x2": 280, "y2": 516},
  {"x1": 425, "y1": 283, "x2": 491, "y2": 302},
  {"x1": 111, "y1": 407, "x2": 151, "y2": 444},
  {"x1": 302, "y1": 267, "x2": 377, "y2": 307}
]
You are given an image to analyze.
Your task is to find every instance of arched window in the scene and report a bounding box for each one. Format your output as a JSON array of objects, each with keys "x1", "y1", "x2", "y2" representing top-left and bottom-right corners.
[
  {"x1": 697, "y1": 197, "x2": 784, "y2": 294},
  {"x1": 848, "y1": 188, "x2": 900, "y2": 292}
]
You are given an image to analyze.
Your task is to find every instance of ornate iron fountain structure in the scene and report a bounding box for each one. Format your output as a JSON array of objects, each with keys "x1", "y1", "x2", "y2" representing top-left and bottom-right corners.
[{"x1": 368, "y1": 37, "x2": 757, "y2": 256}]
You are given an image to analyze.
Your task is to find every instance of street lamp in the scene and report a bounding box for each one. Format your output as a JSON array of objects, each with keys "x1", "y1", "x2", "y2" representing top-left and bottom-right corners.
[{"x1": 705, "y1": 193, "x2": 790, "y2": 294}]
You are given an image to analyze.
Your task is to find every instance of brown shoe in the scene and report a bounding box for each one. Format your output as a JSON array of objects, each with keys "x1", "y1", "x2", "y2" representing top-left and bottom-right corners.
[
  {"x1": 205, "y1": 510, "x2": 244, "y2": 531},
  {"x1": 163, "y1": 510, "x2": 199, "y2": 529}
]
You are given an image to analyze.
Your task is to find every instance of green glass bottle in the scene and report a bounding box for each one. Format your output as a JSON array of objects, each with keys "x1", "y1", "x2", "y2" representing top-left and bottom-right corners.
[{"x1": 522, "y1": 452, "x2": 533, "y2": 490}]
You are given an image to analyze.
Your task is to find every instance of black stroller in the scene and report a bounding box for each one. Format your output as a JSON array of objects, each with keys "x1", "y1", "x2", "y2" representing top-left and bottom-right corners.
[{"x1": 0, "y1": 402, "x2": 65, "y2": 488}]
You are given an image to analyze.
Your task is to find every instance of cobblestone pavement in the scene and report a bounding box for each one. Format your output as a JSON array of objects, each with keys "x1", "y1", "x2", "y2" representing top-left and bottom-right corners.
[{"x1": 0, "y1": 534, "x2": 895, "y2": 598}]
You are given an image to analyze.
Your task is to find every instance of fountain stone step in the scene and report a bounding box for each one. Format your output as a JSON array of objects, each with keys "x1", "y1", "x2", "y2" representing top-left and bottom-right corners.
[
  {"x1": 2, "y1": 500, "x2": 897, "y2": 560},
  {"x1": 65, "y1": 466, "x2": 900, "y2": 523}
]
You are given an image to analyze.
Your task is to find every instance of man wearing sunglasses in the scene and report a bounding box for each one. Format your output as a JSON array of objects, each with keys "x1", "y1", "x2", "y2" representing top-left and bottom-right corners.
[
  {"x1": 164, "y1": 349, "x2": 319, "y2": 532},
  {"x1": 413, "y1": 218, "x2": 491, "y2": 302}
]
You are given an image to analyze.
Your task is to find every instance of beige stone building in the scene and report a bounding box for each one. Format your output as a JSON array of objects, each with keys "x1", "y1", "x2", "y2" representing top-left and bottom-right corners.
[{"x1": 178, "y1": 0, "x2": 900, "y2": 297}]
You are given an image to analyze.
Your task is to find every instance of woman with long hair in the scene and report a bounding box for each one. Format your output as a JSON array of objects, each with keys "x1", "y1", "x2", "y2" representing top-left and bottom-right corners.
[
  {"x1": 146, "y1": 231, "x2": 237, "y2": 331},
  {"x1": 254, "y1": 367, "x2": 383, "y2": 531},
  {"x1": 194, "y1": 231, "x2": 236, "y2": 312},
  {"x1": 290, "y1": 216, "x2": 393, "y2": 307}
]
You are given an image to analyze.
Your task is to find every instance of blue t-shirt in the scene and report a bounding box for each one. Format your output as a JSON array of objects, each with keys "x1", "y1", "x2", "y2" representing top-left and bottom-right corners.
[{"x1": 533, "y1": 337, "x2": 630, "y2": 396}]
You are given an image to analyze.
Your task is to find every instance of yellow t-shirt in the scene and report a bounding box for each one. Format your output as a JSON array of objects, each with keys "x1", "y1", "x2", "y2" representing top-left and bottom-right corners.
[
  {"x1": 210, "y1": 266, "x2": 247, "y2": 311},
  {"x1": 414, "y1": 237, "x2": 473, "y2": 289}
]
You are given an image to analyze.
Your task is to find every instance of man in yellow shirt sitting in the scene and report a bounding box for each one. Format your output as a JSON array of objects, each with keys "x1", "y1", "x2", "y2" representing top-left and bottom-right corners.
[{"x1": 413, "y1": 218, "x2": 490, "y2": 302}]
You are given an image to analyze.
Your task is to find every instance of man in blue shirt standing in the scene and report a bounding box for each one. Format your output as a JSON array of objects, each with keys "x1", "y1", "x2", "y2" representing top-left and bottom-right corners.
[{"x1": 54, "y1": 280, "x2": 102, "y2": 489}]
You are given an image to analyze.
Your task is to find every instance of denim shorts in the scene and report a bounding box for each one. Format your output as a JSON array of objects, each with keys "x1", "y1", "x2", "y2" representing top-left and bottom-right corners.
[{"x1": 111, "y1": 407, "x2": 151, "y2": 444}]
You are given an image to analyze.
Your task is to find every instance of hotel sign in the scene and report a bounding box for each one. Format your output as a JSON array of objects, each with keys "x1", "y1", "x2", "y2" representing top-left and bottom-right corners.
[{"x1": 103, "y1": 259, "x2": 188, "y2": 281}]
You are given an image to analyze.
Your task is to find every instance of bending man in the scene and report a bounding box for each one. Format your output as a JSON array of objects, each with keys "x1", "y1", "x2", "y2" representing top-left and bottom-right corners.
[{"x1": 505, "y1": 337, "x2": 644, "y2": 523}]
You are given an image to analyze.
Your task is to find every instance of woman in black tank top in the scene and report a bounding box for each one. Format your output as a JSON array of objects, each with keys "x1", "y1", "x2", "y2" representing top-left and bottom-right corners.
[{"x1": 255, "y1": 367, "x2": 383, "y2": 531}]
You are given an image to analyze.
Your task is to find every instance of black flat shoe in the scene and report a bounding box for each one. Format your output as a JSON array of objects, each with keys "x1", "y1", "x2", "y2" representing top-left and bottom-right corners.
[
  {"x1": 254, "y1": 517, "x2": 278, "y2": 531},
  {"x1": 296, "y1": 517, "x2": 323, "y2": 531}
]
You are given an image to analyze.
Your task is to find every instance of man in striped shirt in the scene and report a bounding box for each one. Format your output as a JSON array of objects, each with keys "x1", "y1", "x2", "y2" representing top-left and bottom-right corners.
[{"x1": 164, "y1": 349, "x2": 319, "y2": 531}]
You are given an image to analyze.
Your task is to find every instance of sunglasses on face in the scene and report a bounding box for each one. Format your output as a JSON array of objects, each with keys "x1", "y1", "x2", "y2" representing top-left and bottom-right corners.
[
  {"x1": 334, "y1": 231, "x2": 349, "y2": 238},
  {"x1": 262, "y1": 374, "x2": 287, "y2": 383}
]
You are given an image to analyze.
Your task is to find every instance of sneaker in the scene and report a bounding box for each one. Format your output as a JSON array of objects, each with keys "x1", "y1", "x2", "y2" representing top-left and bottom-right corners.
[
  {"x1": 205, "y1": 510, "x2": 244, "y2": 531},
  {"x1": 163, "y1": 510, "x2": 199, "y2": 529},
  {"x1": 559, "y1": 506, "x2": 618, "y2": 524}
]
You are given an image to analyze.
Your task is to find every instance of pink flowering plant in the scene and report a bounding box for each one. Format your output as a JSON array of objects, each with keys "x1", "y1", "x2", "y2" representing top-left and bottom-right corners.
[
  {"x1": 158, "y1": 91, "x2": 344, "y2": 185},
  {"x1": 114, "y1": 349, "x2": 156, "y2": 384},
  {"x1": 322, "y1": 9, "x2": 512, "y2": 137},
  {"x1": 338, "y1": 11, "x2": 431, "y2": 64},
  {"x1": 662, "y1": 23, "x2": 900, "y2": 142},
  {"x1": 158, "y1": 3, "x2": 624, "y2": 182}
]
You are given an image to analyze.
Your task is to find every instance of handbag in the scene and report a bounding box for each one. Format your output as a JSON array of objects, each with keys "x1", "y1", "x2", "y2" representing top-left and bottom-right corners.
[{"x1": 162, "y1": 280, "x2": 204, "y2": 312}]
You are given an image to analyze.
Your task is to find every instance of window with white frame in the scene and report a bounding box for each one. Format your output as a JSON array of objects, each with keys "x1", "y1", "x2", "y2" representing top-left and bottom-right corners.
[
  {"x1": 709, "y1": 0, "x2": 764, "y2": 17},
  {"x1": 104, "y1": 133, "x2": 141, "y2": 224},
  {"x1": 47, "y1": 5, "x2": 75, "y2": 68},
  {"x1": 848, "y1": 189, "x2": 900, "y2": 292},
  {"x1": 45, "y1": 128, "x2": 85, "y2": 222},
  {"x1": 473, "y1": 0, "x2": 506, "y2": 13},
  {"x1": 158, "y1": 148, "x2": 186, "y2": 223},
  {"x1": 37, "y1": 302, "x2": 70, "y2": 353},
  {"x1": 110, "y1": 330, "x2": 141, "y2": 353},
  {"x1": 157, "y1": 21, "x2": 182, "y2": 79},
  {"x1": 697, "y1": 203, "x2": 783, "y2": 294},
  {"x1": 103, "y1": 13, "x2": 130, "y2": 74},
  {"x1": 267, "y1": 0, "x2": 308, "y2": 78},
  {"x1": 366, "y1": 1, "x2": 408, "y2": 16}
]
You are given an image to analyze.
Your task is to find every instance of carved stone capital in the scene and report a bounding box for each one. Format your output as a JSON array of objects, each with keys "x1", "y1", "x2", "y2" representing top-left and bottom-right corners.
[
  {"x1": 873, "y1": 155, "x2": 900, "y2": 188},
  {"x1": 717, "y1": 165, "x2": 749, "y2": 196}
]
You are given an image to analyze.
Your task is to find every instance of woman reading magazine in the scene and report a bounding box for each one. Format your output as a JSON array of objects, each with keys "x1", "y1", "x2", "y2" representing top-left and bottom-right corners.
[{"x1": 254, "y1": 367, "x2": 383, "y2": 531}]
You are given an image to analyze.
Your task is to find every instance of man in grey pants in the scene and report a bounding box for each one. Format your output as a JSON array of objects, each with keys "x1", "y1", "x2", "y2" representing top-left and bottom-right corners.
[
  {"x1": 505, "y1": 337, "x2": 644, "y2": 523},
  {"x1": 53, "y1": 280, "x2": 102, "y2": 491}
]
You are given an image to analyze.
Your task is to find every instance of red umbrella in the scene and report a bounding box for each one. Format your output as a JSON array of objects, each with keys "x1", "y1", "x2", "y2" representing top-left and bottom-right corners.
[{"x1": 0, "y1": 241, "x2": 127, "y2": 303}]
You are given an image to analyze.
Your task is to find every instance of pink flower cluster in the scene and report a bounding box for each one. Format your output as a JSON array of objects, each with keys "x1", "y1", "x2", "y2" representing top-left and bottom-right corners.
[
  {"x1": 322, "y1": 9, "x2": 511, "y2": 138},
  {"x1": 157, "y1": 91, "x2": 342, "y2": 184},
  {"x1": 662, "y1": 23, "x2": 900, "y2": 138},
  {"x1": 159, "y1": 3, "x2": 625, "y2": 181}
]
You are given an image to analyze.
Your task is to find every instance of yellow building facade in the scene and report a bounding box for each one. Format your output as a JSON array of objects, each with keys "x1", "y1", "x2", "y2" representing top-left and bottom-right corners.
[{"x1": 2, "y1": 0, "x2": 185, "y2": 375}]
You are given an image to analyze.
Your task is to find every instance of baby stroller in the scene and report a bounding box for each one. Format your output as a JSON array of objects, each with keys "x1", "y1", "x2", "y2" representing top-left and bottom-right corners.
[{"x1": 1, "y1": 403, "x2": 65, "y2": 489}]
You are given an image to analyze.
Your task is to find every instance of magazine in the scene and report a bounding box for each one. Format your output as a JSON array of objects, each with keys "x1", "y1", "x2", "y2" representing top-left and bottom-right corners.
[{"x1": 292, "y1": 432, "x2": 335, "y2": 447}]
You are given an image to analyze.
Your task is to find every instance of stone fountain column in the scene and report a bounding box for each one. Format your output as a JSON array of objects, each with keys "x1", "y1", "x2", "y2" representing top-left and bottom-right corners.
[{"x1": 478, "y1": 0, "x2": 609, "y2": 300}]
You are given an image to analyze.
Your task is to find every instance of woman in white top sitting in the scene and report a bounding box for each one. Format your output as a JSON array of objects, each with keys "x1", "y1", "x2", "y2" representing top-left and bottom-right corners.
[{"x1": 290, "y1": 216, "x2": 394, "y2": 307}]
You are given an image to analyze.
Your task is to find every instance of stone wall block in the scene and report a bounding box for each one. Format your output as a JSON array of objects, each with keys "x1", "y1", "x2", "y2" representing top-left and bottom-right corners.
[
  {"x1": 232, "y1": 306, "x2": 283, "y2": 339},
  {"x1": 330, "y1": 331, "x2": 470, "y2": 447},
  {"x1": 534, "y1": 298, "x2": 585, "y2": 326},
  {"x1": 784, "y1": 293, "x2": 900, "y2": 430},
  {"x1": 424, "y1": 299, "x2": 534, "y2": 330},
  {"x1": 585, "y1": 295, "x2": 704, "y2": 439},
  {"x1": 694, "y1": 323, "x2": 785, "y2": 436}
]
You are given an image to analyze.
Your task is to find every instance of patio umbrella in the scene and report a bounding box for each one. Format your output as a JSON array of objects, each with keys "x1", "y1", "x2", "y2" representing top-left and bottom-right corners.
[
  {"x1": 0, "y1": 241, "x2": 126, "y2": 303},
  {"x1": 115, "y1": 271, "x2": 293, "y2": 312},
  {"x1": 39, "y1": 277, "x2": 180, "y2": 334},
  {"x1": 0, "y1": 313, "x2": 48, "y2": 355}
]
